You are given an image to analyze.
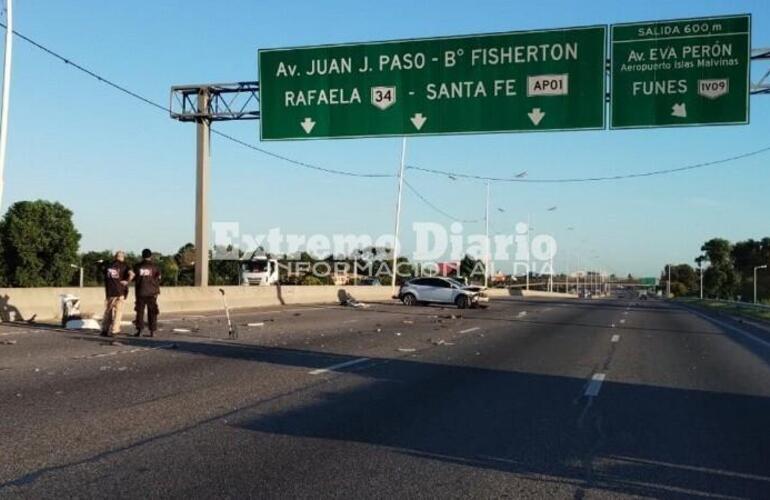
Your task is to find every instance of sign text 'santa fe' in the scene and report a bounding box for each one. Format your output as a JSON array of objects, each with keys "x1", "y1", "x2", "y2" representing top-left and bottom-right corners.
[{"x1": 259, "y1": 26, "x2": 607, "y2": 140}]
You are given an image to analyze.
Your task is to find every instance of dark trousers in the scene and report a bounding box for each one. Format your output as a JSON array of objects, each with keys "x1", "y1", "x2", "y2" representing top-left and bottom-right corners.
[{"x1": 135, "y1": 295, "x2": 159, "y2": 332}]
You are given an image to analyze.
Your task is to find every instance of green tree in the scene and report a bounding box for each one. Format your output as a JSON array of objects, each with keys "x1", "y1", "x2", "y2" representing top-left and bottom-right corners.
[
  {"x1": 79, "y1": 250, "x2": 114, "y2": 286},
  {"x1": 156, "y1": 254, "x2": 179, "y2": 287},
  {"x1": 731, "y1": 238, "x2": 770, "y2": 301},
  {"x1": 661, "y1": 263, "x2": 698, "y2": 297},
  {"x1": 700, "y1": 238, "x2": 739, "y2": 299},
  {"x1": 209, "y1": 246, "x2": 242, "y2": 286},
  {"x1": 459, "y1": 254, "x2": 485, "y2": 284},
  {"x1": 0, "y1": 200, "x2": 81, "y2": 287},
  {"x1": 174, "y1": 243, "x2": 196, "y2": 286}
]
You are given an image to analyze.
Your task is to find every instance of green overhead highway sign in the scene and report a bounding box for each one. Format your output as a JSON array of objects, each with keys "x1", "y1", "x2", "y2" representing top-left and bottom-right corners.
[
  {"x1": 259, "y1": 26, "x2": 607, "y2": 140},
  {"x1": 611, "y1": 14, "x2": 751, "y2": 129}
]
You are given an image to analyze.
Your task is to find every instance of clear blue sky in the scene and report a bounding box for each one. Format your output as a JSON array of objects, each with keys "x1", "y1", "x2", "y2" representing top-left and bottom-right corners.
[{"x1": 2, "y1": 0, "x2": 769, "y2": 277}]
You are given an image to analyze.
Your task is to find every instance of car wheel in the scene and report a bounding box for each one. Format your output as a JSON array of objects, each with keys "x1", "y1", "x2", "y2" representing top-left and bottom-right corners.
[
  {"x1": 402, "y1": 293, "x2": 417, "y2": 306},
  {"x1": 455, "y1": 295, "x2": 470, "y2": 309}
]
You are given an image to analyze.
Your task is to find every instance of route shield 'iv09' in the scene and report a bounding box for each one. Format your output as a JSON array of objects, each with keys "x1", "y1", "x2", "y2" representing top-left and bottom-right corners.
[{"x1": 258, "y1": 26, "x2": 607, "y2": 140}]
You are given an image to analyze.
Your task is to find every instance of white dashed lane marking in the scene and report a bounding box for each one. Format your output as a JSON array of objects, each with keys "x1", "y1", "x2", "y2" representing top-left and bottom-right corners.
[
  {"x1": 459, "y1": 327, "x2": 481, "y2": 334},
  {"x1": 308, "y1": 357, "x2": 370, "y2": 375},
  {"x1": 611, "y1": 334, "x2": 620, "y2": 343},
  {"x1": 585, "y1": 373, "x2": 606, "y2": 397}
]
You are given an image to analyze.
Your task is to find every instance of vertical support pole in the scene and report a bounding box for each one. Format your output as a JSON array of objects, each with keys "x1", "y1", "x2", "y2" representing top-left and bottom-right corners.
[
  {"x1": 526, "y1": 213, "x2": 531, "y2": 291},
  {"x1": 390, "y1": 137, "x2": 407, "y2": 298},
  {"x1": 667, "y1": 264, "x2": 671, "y2": 298},
  {"x1": 484, "y1": 181, "x2": 490, "y2": 288},
  {"x1": 0, "y1": 0, "x2": 13, "y2": 210},
  {"x1": 755, "y1": 267, "x2": 758, "y2": 305},
  {"x1": 194, "y1": 88, "x2": 210, "y2": 287},
  {"x1": 549, "y1": 256, "x2": 553, "y2": 292},
  {"x1": 700, "y1": 266, "x2": 704, "y2": 299},
  {"x1": 79, "y1": 267, "x2": 84, "y2": 288}
]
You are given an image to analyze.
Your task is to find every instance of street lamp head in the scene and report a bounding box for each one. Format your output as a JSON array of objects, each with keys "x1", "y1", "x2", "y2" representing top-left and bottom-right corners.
[{"x1": 758, "y1": 265, "x2": 768, "y2": 270}]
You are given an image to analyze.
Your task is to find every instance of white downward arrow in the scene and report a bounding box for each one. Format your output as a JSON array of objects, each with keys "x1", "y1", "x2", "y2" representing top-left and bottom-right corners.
[
  {"x1": 410, "y1": 113, "x2": 427, "y2": 131},
  {"x1": 300, "y1": 117, "x2": 316, "y2": 134},
  {"x1": 528, "y1": 108, "x2": 545, "y2": 126},
  {"x1": 671, "y1": 103, "x2": 687, "y2": 118}
]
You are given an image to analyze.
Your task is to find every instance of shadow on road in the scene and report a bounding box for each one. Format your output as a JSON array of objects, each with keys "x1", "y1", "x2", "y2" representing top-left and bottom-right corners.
[
  {"x1": 4, "y1": 302, "x2": 770, "y2": 498},
  {"x1": 229, "y1": 349, "x2": 770, "y2": 498}
]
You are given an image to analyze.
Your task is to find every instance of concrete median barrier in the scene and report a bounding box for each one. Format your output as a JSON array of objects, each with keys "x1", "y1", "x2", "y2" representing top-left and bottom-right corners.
[
  {"x1": 485, "y1": 288, "x2": 578, "y2": 299},
  {"x1": 0, "y1": 285, "x2": 395, "y2": 323}
]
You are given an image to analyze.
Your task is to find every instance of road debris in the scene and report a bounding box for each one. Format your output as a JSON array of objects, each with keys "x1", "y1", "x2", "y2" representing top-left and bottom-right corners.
[
  {"x1": 394, "y1": 332, "x2": 402, "y2": 336},
  {"x1": 338, "y1": 289, "x2": 369, "y2": 308},
  {"x1": 0, "y1": 339, "x2": 17, "y2": 345},
  {"x1": 429, "y1": 338, "x2": 455, "y2": 346}
]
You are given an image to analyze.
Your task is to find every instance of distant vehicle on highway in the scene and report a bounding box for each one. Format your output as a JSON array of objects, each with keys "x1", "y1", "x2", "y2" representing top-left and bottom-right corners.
[
  {"x1": 241, "y1": 254, "x2": 279, "y2": 286},
  {"x1": 398, "y1": 277, "x2": 488, "y2": 309}
]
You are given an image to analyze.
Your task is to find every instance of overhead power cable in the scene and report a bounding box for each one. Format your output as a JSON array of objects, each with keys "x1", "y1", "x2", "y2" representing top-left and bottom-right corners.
[
  {"x1": 3, "y1": 22, "x2": 769, "y2": 184},
  {"x1": 0, "y1": 21, "x2": 392, "y2": 179},
  {"x1": 407, "y1": 144, "x2": 770, "y2": 183},
  {"x1": 403, "y1": 180, "x2": 481, "y2": 223},
  {"x1": 209, "y1": 129, "x2": 393, "y2": 178}
]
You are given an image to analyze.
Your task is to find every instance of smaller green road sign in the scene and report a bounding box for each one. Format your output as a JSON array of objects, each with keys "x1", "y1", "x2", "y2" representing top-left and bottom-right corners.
[{"x1": 611, "y1": 14, "x2": 751, "y2": 129}]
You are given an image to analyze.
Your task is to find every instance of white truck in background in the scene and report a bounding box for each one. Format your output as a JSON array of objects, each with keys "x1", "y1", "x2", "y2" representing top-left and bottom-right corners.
[{"x1": 240, "y1": 254, "x2": 279, "y2": 286}]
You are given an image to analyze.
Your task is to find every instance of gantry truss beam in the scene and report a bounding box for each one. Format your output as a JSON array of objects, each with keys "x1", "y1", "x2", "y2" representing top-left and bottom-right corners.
[
  {"x1": 169, "y1": 82, "x2": 260, "y2": 122},
  {"x1": 751, "y1": 48, "x2": 770, "y2": 95}
]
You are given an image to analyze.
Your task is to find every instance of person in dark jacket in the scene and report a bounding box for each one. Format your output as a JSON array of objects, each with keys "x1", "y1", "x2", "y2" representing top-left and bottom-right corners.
[
  {"x1": 133, "y1": 248, "x2": 161, "y2": 337},
  {"x1": 102, "y1": 250, "x2": 133, "y2": 337}
]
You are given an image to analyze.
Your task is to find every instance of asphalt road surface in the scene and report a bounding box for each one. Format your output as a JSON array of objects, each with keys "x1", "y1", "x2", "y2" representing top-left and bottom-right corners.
[{"x1": 2, "y1": 296, "x2": 770, "y2": 498}]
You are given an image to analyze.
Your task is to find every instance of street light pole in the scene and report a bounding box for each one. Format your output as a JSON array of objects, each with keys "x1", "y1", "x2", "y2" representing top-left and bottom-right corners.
[
  {"x1": 699, "y1": 265, "x2": 704, "y2": 299},
  {"x1": 754, "y1": 265, "x2": 768, "y2": 304},
  {"x1": 667, "y1": 264, "x2": 671, "y2": 298},
  {"x1": 526, "y1": 212, "x2": 531, "y2": 291},
  {"x1": 484, "y1": 181, "x2": 490, "y2": 288},
  {"x1": 390, "y1": 137, "x2": 407, "y2": 298},
  {"x1": 0, "y1": 0, "x2": 13, "y2": 211}
]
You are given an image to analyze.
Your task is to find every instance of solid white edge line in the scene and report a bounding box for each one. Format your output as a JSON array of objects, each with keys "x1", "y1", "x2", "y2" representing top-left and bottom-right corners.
[
  {"x1": 309, "y1": 357, "x2": 370, "y2": 375},
  {"x1": 585, "y1": 373, "x2": 606, "y2": 397},
  {"x1": 459, "y1": 326, "x2": 481, "y2": 334},
  {"x1": 683, "y1": 306, "x2": 770, "y2": 350}
]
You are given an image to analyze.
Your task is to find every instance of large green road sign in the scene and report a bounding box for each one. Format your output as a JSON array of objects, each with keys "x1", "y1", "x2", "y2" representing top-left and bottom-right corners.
[
  {"x1": 259, "y1": 26, "x2": 607, "y2": 140},
  {"x1": 611, "y1": 15, "x2": 751, "y2": 129}
]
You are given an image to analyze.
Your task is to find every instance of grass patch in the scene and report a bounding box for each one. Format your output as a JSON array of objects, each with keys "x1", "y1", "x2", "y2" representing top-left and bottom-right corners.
[{"x1": 677, "y1": 298, "x2": 770, "y2": 323}]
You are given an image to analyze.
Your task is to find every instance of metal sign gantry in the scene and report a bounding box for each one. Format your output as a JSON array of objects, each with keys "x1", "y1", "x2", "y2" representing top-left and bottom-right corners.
[
  {"x1": 169, "y1": 82, "x2": 259, "y2": 286},
  {"x1": 170, "y1": 22, "x2": 767, "y2": 288}
]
